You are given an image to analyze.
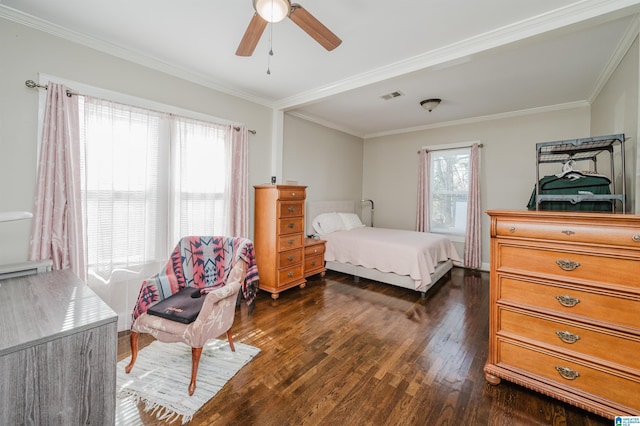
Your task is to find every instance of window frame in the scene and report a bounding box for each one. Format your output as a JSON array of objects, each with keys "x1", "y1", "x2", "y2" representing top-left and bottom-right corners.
[{"x1": 423, "y1": 141, "x2": 479, "y2": 242}]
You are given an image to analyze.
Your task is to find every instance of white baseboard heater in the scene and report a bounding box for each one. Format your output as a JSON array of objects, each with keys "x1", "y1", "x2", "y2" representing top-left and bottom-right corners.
[{"x1": 0, "y1": 260, "x2": 53, "y2": 280}]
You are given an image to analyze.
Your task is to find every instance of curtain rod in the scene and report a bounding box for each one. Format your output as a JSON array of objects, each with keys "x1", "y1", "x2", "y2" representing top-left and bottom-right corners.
[
  {"x1": 26, "y1": 79, "x2": 74, "y2": 97},
  {"x1": 25, "y1": 79, "x2": 256, "y2": 134},
  {"x1": 418, "y1": 143, "x2": 483, "y2": 153}
]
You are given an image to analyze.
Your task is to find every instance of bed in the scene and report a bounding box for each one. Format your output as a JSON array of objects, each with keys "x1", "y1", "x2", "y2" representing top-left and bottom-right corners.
[{"x1": 306, "y1": 201, "x2": 461, "y2": 295}]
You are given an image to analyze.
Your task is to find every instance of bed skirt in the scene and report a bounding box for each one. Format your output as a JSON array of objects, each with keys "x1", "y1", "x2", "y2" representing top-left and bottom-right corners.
[{"x1": 326, "y1": 259, "x2": 453, "y2": 295}]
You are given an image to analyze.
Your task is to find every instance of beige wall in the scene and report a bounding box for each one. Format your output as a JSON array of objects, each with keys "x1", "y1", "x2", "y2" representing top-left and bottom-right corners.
[
  {"x1": 363, "y1": 107, "x2": 592, "y2": 268},
  {"x1": 283, "y1": 114, "x2": 364, "y2": 211},
  {"x1": 0, "y1": 17, "x2": 273, "y2": 265},
  {"x1": 590, "y1": 37, "x2": 639, "y2": 212}
]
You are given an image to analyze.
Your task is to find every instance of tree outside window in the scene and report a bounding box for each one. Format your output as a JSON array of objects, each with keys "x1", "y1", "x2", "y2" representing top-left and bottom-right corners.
[{"x1": 429, "y1": 147, "x2": 470, "y2": 235}]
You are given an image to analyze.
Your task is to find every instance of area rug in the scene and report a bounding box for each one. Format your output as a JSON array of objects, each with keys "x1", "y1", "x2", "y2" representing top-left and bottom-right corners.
[{"x1": 117, "y1": 339, "x2": 260, "y2": 424}]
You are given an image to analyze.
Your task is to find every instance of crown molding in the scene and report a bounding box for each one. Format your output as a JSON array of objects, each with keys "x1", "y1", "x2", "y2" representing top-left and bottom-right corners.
[
  {"x1": 589, "y1": 14, "x2": 640, "y2": 103},
  {"x1": 288, "y1": 100, "x2": 590, "y2": 140},
  {"x1": 275, "y1": 0, "x2": 640, "y2": 110},
  {"x1": 286, "y1": 111, "x2": 365, "y2": 139},
  {"x1": 364, "y1": 101, "x2": 591, "y2": 139},
  {"x1": 0, "y1": 4, "x2": 274, "y2": 108}
]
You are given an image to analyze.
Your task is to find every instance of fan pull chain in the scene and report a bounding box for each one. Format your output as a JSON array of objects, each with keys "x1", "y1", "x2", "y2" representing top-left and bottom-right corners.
[{"x1": 267, "y1": 22, "x2": 274, "y2": 75}]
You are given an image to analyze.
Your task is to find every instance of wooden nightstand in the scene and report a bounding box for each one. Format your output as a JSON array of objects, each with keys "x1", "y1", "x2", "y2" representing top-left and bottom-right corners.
[{"x1": 304, "y1": 238, "x2": 326, "y2": 278}]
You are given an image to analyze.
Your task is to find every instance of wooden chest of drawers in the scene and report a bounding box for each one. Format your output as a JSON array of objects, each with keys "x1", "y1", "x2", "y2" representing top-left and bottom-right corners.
[
  {"x1": 254, "y1": 185, "x2": 307, "y2": 299},
  {"x1": 485, "y1": 210, "x2": 640, "y2": 418}
]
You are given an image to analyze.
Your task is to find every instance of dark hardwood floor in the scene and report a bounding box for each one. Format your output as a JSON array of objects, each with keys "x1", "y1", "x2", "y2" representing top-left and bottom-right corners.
[{"x1": 116, "y1": 268, "x2": 612, "y2": 425}]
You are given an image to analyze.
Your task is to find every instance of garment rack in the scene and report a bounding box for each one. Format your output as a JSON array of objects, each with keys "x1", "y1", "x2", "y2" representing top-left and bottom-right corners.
[{"x1": 534, "y1": 134, "x2": 626, "y2": 213}]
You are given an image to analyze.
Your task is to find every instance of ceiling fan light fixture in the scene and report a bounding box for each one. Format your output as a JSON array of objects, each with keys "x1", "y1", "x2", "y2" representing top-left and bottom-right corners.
[
  {"x1": 420, "y1": 98, "x2": 441, "y2": 112},
  {"x1": 254, "y1": 0, "x2": 290, "y2": 23}
]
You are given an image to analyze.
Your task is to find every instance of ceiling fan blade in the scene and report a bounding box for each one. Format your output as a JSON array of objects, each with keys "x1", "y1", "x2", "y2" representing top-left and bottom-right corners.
[
  {"x1": 236, "y1": 13, "x2": 268, "y2": 56},
  {"x1": 289, "y1": 4, "x2": 342, "y2": 51}
]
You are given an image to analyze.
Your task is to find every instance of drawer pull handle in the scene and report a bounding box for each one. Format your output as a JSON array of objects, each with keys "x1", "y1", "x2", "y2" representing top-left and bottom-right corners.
[
  {"x1": 556, "y1": 259, "x2": 580, "y2": 271},
  {"x1": 291, "y1": 192, "x2": 296, "y2": 197},
  {"x1": 509, "y1": 226, "x2": 516, "y2": 233},
  {"x1": 555, "y1": 366, "x2": 580, "y2": 381},
  {"x1": 561, "y1": 230, "x2": 575, "y2": 236},
  {"x1": 311, "y1": 261, "x2": 316, "y2": 266},
  {"x1": 288, "y1": 207, "x2": 295, "y2": 212},
  {"x1": 555, "y1": 330, "x2": 580, "y2": 344},
  {"x1": 633, "y1": 234, "x2": 640, "y2": 242},
  {"x1": 288, "y1": 239, "x2": 294, "y2": 245},
  {"x1": 288, "y1": 256, "x2": 294, "y2": 261},
  {"x1": 288, "y1": 222, "x2": 295, "y2": 228},
  {"x1": 288, "y1": 272, "x2": 294, "y2": 277},
  {"x1": 556, "y1": 295, "x2": 580, "y2": 307}
]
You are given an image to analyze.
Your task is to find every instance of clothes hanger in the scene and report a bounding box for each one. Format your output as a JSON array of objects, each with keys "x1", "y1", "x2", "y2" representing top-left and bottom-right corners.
[{"x1": 555, "y1": 159, "x2": 585, "y2": 180}]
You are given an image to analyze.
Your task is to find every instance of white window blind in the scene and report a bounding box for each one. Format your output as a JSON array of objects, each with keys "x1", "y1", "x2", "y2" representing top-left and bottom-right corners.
[
  {"x1": 79, "y1": 99, "x2": 230, "y2": 282},
  {"x1": 80, "y1": 97, "x2": 163, "y2": 280},
  {"x1": 170, "y1": 117, "x2": 227, "y2": 245}
]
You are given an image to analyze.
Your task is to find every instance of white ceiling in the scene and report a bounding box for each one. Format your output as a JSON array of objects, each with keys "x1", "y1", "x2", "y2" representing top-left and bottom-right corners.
[{"x1": 2, "y1": 0, "x2": 640, "y2": 138}]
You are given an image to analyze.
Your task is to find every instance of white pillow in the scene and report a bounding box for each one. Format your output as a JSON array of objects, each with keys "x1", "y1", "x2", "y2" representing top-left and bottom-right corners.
[
  {"x1": 312, "y1": 212, "x2": 345, "y2": 235},
  {"x1": 339, "y1": 212, "x2": 365, "y2": 230}
]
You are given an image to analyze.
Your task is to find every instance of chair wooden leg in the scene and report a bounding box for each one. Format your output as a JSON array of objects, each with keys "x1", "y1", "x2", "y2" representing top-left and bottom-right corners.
[
  {"x1": 226, "y1": 329, "x2": 236, "y2": 352},
  {"x1": 189, "y1": 347, "x2": 203, "y2": 396},
  {"x1": 125, "y1": 331, "x2": 139, "y2": 374}
]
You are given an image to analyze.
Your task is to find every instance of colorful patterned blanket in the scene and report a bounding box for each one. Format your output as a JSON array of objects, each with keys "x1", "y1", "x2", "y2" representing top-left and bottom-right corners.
[{"x1": 132, "y1": 236, "x2": 259, "y2": 322}]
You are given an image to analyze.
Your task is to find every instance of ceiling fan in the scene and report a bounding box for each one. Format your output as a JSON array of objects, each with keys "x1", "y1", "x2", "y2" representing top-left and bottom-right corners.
[{"x1": 236, "y1": 0, "x2": 342, "y2": 56}]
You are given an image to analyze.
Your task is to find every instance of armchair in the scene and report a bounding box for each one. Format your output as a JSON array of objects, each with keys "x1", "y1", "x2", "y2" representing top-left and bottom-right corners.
[{"x1": 125, "y1": 236, "x2": 259, "y2": 396}]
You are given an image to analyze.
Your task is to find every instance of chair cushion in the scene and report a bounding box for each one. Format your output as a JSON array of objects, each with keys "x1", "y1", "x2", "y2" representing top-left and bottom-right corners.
[{"x1": 147, "y1": 287, "x2": 205, "y2": 324}]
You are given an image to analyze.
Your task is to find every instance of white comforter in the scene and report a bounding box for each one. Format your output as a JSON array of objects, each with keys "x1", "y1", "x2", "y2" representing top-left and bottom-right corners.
[{"x1": 322, "y1": 227, "x2": 461, "y2": 288}]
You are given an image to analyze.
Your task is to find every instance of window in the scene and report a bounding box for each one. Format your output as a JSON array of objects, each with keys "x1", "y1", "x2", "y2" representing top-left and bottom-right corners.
[
  {"x1": 429, "y1": 147, "x2": 470, "y2": 235},
  {"x1": 80, "y1": 97, "x2": 230, "y2": 281},
  {"x1": 170, "y1": 118, "x2": 228, "y2": 244}
]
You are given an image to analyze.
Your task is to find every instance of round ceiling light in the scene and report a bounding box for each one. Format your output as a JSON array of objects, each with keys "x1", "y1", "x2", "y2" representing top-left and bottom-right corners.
[
  {"x1": 420, "y1": 98, "x2": 441, "y2": 112},
  {"x1": 254, "y1": 0, "x2": 290, "y2": 23}
]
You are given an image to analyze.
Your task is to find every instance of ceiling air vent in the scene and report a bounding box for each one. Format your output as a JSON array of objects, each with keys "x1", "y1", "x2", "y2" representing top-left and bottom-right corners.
[{"x1": 380, "y1": 91, "x2": 404, "y2": 100}]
